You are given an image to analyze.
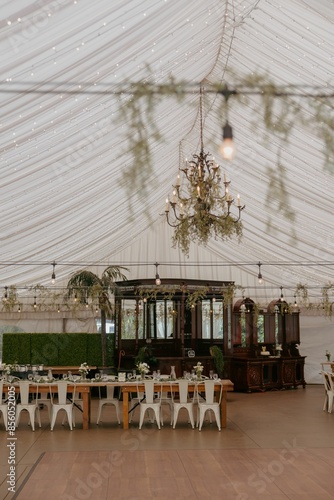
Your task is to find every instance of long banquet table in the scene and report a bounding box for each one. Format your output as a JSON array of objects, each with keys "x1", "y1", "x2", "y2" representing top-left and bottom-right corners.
[{"x1": 7, "y1": 379, "x2": 234, "y2": 430}]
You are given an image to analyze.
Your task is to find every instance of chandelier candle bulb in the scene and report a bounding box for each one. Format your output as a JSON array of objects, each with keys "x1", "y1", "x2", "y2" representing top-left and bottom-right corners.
[
  {"x1": 237, "y1": 194, "x2": 241, "y2": 207},
  {"x1": 176, "y1": 174, "x2": 181, "y2": 187},
  {"x1": 165, "y1": 198, "x2": 169, "y2": 211}
]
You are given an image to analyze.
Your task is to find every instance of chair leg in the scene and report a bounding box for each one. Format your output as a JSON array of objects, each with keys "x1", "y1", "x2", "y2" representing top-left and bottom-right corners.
[
  {"x1": 187, "y1": 409, "x2": 194, "y2": 429},
  {"x1": 50, "y1": 410, "x2": 57, "y2": 430},
  {"x1": 15, "y1": 408, "x2": 22, "y2": 428},
  {"x1": 97, "y1": 404, "x2": 103, "y2": 424},
  {"x1": 198, "y1": 407, "x2": 204, "y2": 431},
  {"x1": 212, "y1": 407, "x2": 221, "y2": 431},
  {"x1": 153, "y1": 408, "x2": 161, "y2": 429},
  {"x1": 115, "y1": 405, "x2": 121, "y2": 425},
  {"x1": 66, "y1": 408, "x2": 73, "y2": 430},
  {"x1": 172, "y1": 407, "x2": 180, "y2": 429},
  {"x1": 323, "y1": 394, "x2": 328, "y2": 411},
  {"x1": 28, "y1": 409, "x2": 35, "y2": 431},
  {"x1": 139, "y1": 408, "x2": 146, "y2": 429}
]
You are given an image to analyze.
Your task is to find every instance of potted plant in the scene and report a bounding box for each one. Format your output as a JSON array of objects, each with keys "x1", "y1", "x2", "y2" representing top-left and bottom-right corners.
[
  {"x1": 135, "y1": 346, "x2": 158, "y2": 369},
  {"x1": 209, "y1": 345, "x2": 224, "y2": 377}
]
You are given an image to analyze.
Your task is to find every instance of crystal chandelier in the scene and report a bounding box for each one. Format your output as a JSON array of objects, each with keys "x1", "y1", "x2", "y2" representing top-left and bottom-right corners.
[{"x1": 163, "y1": 88, "x2": 245, "y2": 255}]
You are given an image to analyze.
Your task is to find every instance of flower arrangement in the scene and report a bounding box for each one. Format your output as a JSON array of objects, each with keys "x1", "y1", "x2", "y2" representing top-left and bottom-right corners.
[
  {"x1": 79, "y1": 362, "x2": 90, "y2": 377},
  {"x1": 137, "y1": 361, "x2": 150, "y2": 374},
  {"x1": 0, "y1": 363, "x2": 13, "y2": 374},
  {"x1": 194, "y1": 362, "x2": 204, "y2": 379},
  {"x1": 326, "y1": 350, "x2": 331, "y2": 361},
  {"x1": 136, "y1": 362, "x2": 150, "y2": 378}
]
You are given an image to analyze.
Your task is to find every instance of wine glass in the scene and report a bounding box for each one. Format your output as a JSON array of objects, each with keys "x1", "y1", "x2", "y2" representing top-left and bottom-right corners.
[
  {"x1": 209, "y1": 370, "x2": 214, "y2": 379},
  {"x1": 213, "y1": 373, "x2": 218, "y2": 381}
]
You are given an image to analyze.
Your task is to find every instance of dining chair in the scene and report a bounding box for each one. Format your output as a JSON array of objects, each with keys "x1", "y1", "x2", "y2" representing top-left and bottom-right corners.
[
  {"x1": 196, "y1": 380, "x2": 223, "y2": 431},
  {"x1": 31, "y1": 389, "x2": 52, "y2": 423},
  {"x1": 97, "y1": 385, "x2": 121, "y2": 424},
  {"x1": 321, "y1": 370, "x2": 334, "y2": 413},
  {"x1": 50, "y1": 382, "x2": 76, "y2": 430},
  {"x1": 15, "y1": 381, "x2": 41, "y2": 431},
  {"x1": 156, "y1": 375, "x2": 174, "y2": 423},
  {"x1": 137, "y1": 380, "x2": 163, "y2": 429},
  {"x1": 170, "y1": 379, "x2": 195, "y2": 429},
  {"x1": 0, "y1": 381, "x2": 8, "y2": 430}
]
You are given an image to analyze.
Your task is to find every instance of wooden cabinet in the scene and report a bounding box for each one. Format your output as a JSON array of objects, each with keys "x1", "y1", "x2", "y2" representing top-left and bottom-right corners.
[{"x1": 232, "y1": 356, "x2": 306, "y2": 392}]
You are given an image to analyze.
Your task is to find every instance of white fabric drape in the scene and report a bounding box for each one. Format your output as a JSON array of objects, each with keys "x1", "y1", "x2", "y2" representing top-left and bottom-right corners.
[{"x1": 0, "y1": 1, "x2": 334, "y2": 308}]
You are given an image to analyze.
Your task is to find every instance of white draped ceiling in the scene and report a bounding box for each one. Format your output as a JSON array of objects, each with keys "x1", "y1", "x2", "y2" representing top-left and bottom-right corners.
[{"x1": 1, "y1": 0, "x2": 334, "y2": 306}]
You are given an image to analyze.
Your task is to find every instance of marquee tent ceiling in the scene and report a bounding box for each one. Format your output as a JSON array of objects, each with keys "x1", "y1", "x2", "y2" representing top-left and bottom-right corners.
[{"x1": 1, "y1": 0, "x2": 334, "y2": 306}]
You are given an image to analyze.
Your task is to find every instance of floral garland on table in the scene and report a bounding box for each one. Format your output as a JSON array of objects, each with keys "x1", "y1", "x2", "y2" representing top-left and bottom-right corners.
[
  {"x1": 79, "y1": 362, "x2": 90, "y2": 378},
  {"x1": 194, "y1": 362, "x2": 204, "y2": 379}
]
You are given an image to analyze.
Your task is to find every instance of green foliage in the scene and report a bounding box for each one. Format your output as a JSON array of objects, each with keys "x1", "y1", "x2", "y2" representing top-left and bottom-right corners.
[
  {"x1": 58, "y1": 334, "x2": 87, "y2": 365},
  {"x1": 2, "y1": 333, "x2": 108, "y2": 366},
  {"x1": 134, "y1": 346, "x2": 157, "y2": 368},
  {"x1": 209, "y1": 345, "x2": 224, "y2": 377},
  {"x1": 117, "y1": 76, "x2": 186, "y2": 218},
  {"x1": 321, "y1": 283, "x2": 334, "y2": 317},
  {"x1": 1, "y1": 286, "x2": 19, "y2": 312},
  {"x1": 295, "y1": 283, "x2": 309, "y2": 306},
  {"x1": 185, "y1": 287, "x2": 208, "y2": 309},
  {"x1": 3, "y1": 333, "x2": 31, "y2": 364},
  {"x1": 31, "y1": 333, "x2": 59, "y2": 365}
]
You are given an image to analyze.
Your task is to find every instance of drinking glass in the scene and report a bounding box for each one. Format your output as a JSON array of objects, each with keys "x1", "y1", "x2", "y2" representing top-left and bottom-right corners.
[
  {"x1": 213, "y1": 373, "x2": 218, "y2": 381},
  {"x1": 209, "y1": 370, "x2": 214, "y2": 379}
]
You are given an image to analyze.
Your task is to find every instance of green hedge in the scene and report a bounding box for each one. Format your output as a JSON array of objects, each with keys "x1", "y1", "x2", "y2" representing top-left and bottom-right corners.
[{"x1": 2, "y1": 333, "x2": 115, "y2": 367}]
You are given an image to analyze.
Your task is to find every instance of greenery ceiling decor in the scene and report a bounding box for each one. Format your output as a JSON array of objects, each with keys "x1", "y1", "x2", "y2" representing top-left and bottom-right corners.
[{"x1": 117, "y1": 72, "x2": 334, "y2": 252}]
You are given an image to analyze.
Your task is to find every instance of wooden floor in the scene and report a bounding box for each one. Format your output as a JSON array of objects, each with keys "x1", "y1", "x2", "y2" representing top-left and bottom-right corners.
[{"x1": 1, "y1": 384, "x2": 334, "y2": 499}]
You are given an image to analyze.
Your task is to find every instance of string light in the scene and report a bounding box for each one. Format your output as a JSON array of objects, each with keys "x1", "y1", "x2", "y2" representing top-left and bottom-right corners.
[
  {"x1": 257, "y1": 262, "x2": 263, "y2": 284},
  {"x1": 51, "y1": 261, "x2": 56, "y2": 284},
  {"x1": 155, "y1": 262, "x2": 161, "y2": 286}
]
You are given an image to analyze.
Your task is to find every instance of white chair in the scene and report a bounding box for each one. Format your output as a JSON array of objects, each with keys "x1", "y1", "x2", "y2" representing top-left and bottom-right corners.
[
  {"x1": 50, "y1": 382, "x2": 76, "y2": 430},
  {"x1": 15, "y1": 381, "x2": 41, "y2": 431},
  {"x1": 31, "y1": 389, "x2": 52, "y2": 423},
  {"x1": 129, "y1": 388, "x2": 144, "y2": 423},
  {"x1": 196, "y1": 380, "x2": 223, "y2": 431},
  {"x1": 0, "y1": 381, "x2": 8, "y2": 430},
  {"x1": 137, "y1": 380, "x2": 163, "y2": 429},
  {"x1": 97, "y1": 385, "x2": 121, "y2": 424},
  {"x1": 154, "y1": 375, "x2": 174, "y2": 424},
  {"x1": 322, "y1": 371, "x2": 334, "y2": 413},
  {"x1": 171, "y1": 380, "x2": 195, "y2": 429}
]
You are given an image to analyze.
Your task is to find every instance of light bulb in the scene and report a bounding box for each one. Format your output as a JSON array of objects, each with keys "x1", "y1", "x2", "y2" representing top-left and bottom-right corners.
[{"x1": 220, "y1": 122, "x2": 236, "y2": 160}]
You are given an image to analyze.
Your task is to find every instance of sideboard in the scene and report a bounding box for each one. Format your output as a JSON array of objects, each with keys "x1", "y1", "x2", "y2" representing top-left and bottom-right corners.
[{"x1": 232, "y1": 356, "x2": 306, "y2": 392}]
